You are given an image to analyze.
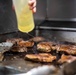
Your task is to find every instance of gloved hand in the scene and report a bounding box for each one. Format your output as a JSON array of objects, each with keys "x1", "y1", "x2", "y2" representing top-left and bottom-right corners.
[{"x1": 28, "y1": 0, "x2": 37, "y2": 13}]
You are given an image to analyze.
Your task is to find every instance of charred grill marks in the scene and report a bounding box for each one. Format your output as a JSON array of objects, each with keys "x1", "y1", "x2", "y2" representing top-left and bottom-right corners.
[
  {"x1": 58, "y1": 54, "x2": 76, "y2": 64},
  {"x1": 57, "y1": 45, "x2": 76, "y2": 55},
  {"x1": 37, "y1": 42, "x2": 57, "y2": 52},
  {"x1": 37, "y1": 42, "x2": 52, "y2": 52},
  {"x1": 25, "y1": 53, "x2": 56, "y2": 63}
]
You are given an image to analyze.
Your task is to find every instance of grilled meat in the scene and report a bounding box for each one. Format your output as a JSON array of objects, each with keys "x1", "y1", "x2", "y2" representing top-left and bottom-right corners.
[
  {"x1": 7, "y1": 38, "x2": 34, "y2": 48},
  {"x1": 58, "y1": 54, "x2": 76, "y2": 64},
  {"x1": 18, "y1": 40, "x2": 34, "y2": 47},
  {"x1": 57, "y1": 45, "x2": 71, "y2": 51},
  {"x1": 10, "y1": 45, "x2": 27, "y2": 52},
  {"x1": 37, "y1": 42, "x2": 56, "y2": 52},
  {"x1": 57, "y1": 45, "x2": 76, "y2": 55},
  {"x1": 25, "y1": 53, "x2": 56, "y2": 63},
  {"x1": 51, "y1": 44, "x2": 59, "y2": 51},
  {"x1": 29, "y1": 36, "x2": 45, "y2": 42}
]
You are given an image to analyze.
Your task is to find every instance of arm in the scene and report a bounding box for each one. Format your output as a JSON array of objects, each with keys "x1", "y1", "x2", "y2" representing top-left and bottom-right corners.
[{"x1": 28, "y1": 0, "x2": 37, "y2": 13}]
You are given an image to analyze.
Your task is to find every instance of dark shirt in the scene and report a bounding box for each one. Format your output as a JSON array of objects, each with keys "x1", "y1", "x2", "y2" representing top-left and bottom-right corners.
[{"x1": 0, "y1": 0, "x2": 18, "y2": 34}]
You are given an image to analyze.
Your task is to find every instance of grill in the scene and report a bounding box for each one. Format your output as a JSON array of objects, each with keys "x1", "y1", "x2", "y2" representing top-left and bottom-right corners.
[{"x1": 0, "y1": 21, "x2": 76, "y2": 75}]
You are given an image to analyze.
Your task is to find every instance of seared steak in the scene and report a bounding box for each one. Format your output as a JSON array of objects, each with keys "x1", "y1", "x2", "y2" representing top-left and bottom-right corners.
[
  {"x1": 25, "y1": 53, "x2": 56, "y2": 63},
  {"x1": 58, "y1": 54, "x2": 76, "y2": 64},
  {"x1": 37, "y1": 42, "x2": 56, "y2": 52},
  {"x1": 57, "y1": 45, "x2": 76, "y2": 55},
  {"x1": 18, "y1": 40, "x2": 34, "y2": 47}
]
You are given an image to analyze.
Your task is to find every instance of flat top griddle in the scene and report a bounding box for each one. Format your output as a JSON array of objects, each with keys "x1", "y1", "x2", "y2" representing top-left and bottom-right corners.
[{"x1": 0, "y1": 31, "x2": 76, "y2": 75}]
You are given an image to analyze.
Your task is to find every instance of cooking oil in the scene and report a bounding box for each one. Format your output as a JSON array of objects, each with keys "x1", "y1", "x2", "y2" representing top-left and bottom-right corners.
[{"x1": 13, "y1": 0, "x2": 35, "y2": 33}]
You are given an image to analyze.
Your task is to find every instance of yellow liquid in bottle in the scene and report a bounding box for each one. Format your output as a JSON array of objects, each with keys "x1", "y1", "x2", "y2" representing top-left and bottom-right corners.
[{"x1": 13, "y1": 0, "x2": 35, "y2": 33}]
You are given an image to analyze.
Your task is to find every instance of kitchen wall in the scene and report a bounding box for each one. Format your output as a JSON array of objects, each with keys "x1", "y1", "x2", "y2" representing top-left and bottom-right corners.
[
  {"x1": 47, "y1": 0, "x2": 76, "y2": 21},
  {"x1": 34, "y1": 0, "x2": 76, "y2": 22},
  {"x1": 34, "y1": 0, "x2": 76, "y2": 43}
]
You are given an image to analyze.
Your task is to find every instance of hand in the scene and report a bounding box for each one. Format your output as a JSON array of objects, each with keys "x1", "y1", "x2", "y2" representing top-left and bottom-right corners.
[{"x1": 28, "y1": 0, "x2": 36, "y2": 13}]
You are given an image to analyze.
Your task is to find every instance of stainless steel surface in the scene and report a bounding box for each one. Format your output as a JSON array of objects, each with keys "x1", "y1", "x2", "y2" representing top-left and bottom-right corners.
[
  {"x1": 0, "y1": 66, "x2": 22, "y2": 75},
  {"x1": 34, "y1": 0, "x2": 76, "y2": 22},
  {"x1": 36, "y1": 28, "x2": 76, "y2": 43},
  {"x1": 0, "y1": 58, "x2": 61, "y2": 75},
  {"x1": 47, "y1": 18, "x2": 76, "y2": 22},
  {"x1": 10, "y1": 65, "x2": 58, "y2": 75},
  {"x1": 0, "y1": 59, "x2": 42, "y2": 73},
  {"x1": 0, "y1": 31, "x2": 34, "y2": 42},
  {"x1": 47, "y1": 0, "x2": 76, "y2": 21},
  {"x1": 39, "y1": 26, "x2": 76, "y2": 31},
  {"x1": 35, "y1": 21, "x2": 76, "y2": 43}
]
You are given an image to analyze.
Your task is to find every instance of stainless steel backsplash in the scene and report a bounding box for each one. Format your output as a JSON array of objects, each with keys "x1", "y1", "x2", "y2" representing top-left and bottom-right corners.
[{"x1": 34, "y1": 0, "x2": 76, "y2": 22}]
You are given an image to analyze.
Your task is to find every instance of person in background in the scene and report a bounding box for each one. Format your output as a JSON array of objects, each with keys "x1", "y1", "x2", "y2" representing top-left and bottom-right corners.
[{"x1": 0, "y1": 0, "x2": 36, "y2": 34}]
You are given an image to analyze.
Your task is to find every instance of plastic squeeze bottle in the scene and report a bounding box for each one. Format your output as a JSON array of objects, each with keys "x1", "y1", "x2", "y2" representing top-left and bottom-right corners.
[{"x1": 13, "y1": 0, "x2": 35, "y2": 33}]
